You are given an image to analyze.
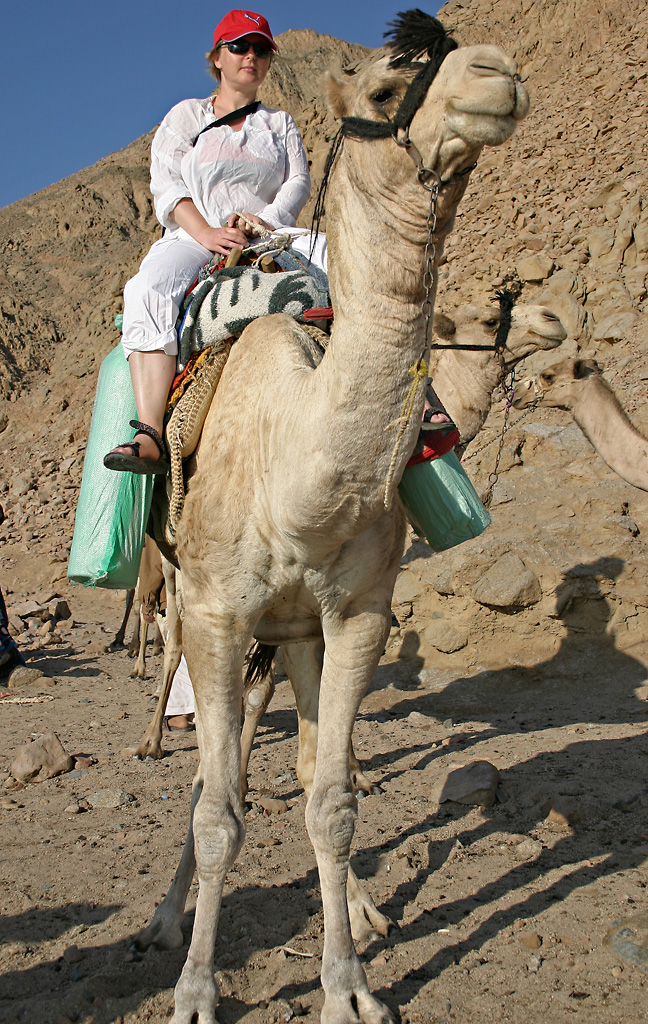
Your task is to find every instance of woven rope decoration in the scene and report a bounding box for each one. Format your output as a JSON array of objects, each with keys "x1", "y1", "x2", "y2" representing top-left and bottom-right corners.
[{"x1": 165, "y1": 343, "x2": 232, "y2": 537}]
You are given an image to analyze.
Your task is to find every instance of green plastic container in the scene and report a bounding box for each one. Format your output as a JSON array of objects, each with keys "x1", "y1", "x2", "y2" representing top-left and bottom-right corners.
[
  {"x1": 67, "y1": 344, "x2": 153, "y2": 589},
  {"x1": 398, "y1": 449, "x2": 491, "y2": 552}
]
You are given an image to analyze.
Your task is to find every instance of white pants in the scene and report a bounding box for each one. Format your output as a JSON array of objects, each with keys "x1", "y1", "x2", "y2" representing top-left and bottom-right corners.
[
  {"x1": 166, "y1": 654, "x2": 195, "y2": 717},
  {"x1": 121, "y1": 227, "x2": 328, "y2": 359},
  {"x1": 122, "y1": 228, "x2": 211, "y2": 358}
]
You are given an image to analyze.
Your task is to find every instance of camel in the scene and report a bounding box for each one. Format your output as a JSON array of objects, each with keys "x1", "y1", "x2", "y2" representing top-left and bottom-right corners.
[
  {"x1": 109, "y1": 535, "x2": 165, "y2": 677},
  {"x1": 134, "y1": 18, "x2": 529, "y2": 1023},
  {"x1": 513, "y1": 356, "x2": 648, "y2": 491},
  {"x1": 431, "y1": 302, "x2": 566, "y2": 444},
  {"x1": 129, "y1": 298, "x2": 566, "y2": 767}
]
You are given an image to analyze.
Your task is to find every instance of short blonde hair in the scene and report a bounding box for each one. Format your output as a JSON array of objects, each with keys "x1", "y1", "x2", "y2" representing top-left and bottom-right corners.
[{"x1": 206, "y1": 42, "x2": 223, "y2": 82}]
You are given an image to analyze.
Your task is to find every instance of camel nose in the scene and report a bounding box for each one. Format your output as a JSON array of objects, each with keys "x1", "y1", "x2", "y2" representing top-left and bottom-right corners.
[{"x1": 468, "y1": 58, "x2": 514, "y2": 78}]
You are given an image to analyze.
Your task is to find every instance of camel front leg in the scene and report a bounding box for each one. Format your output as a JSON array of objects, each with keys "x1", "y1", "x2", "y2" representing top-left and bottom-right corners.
[
  {"x1": 284, "y1": 640, "x2": 392, "y2": 946},
  {"x1": 171, "y1": 616, "x2": 249, "y2": 1024},
  {"x1": 304, "y1": 612, "x2": 394, "y2": 1024},
  {"x1": 128, "y1": 558, "x2": 182, "y2": 760}
]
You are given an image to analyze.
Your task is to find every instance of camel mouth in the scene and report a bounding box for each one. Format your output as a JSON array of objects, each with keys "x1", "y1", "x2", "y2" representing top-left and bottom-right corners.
[{"x1": 445, "y1": 54, "x2": 530, "y2": 134}]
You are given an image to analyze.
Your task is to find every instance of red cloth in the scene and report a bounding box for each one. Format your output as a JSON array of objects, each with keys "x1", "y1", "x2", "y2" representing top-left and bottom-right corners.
[{"x1": 406, "y1": 428, "x2": 460, "y2": 467}]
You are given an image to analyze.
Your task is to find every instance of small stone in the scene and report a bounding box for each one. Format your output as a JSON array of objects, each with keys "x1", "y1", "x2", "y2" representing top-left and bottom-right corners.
[
  {"x1": 612, "y1": 966, "x2": 623, "y2": 979},
  {"x1": 86, "y1": 789, "x2": 133, "y2": 809},
  {"x1": 471, "y1": 552, "x2": 541, "y2": 609},
  {"x1": 74, "y1": 757, "x2": 93, "y2": 770},
  {"x1": 6, "y1": 666, "x2": 50, "y2": 689},
  {"x1": 0, "y1": 797, "x2": 23, "y2": 810},
  {"x1": 65, "y1": 802, "x2": 82, "y2": 815},
  {"x1": 257, "y1": 797, "x2": 289, "y2": 815},
  {"x1": 438, "y1": 760, "x2": 500, "y2": 808},
  {"x1": 10, "y1": 732, "x2": 74, "y2": 783},
  {"x1": 519, "y1": 931, "x2": 543, "y2": 950},
  {"x1": 10, "y1": 475, "x2": 34, "y2": 498},
  {"x1": 424, "y1": 619, "x2": 468, "y2": 654},
  {"x1": 515, "y1": 837, "x2": 543, "y2": 860},
  {"x1": 63, "y1": 944, "x2": 84, "y2": 963},
  {"x1": 370, "y1": 954, "x2": 387, "y2": 966},
  {"x1": 48, "y1": 599, "x2": 71, "y2": 621}
]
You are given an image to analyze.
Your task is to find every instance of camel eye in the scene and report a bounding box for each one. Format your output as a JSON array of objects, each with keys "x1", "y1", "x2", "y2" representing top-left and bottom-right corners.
[
  {"x1": 371, "y1": 89, "x2": 396, "y2": 105},
  {"x1": 542, "y1": 373, "x2": 555, "y2": 384},
  {"x1": 485, "y1": 318, "x2": 498, "y2": 328}
]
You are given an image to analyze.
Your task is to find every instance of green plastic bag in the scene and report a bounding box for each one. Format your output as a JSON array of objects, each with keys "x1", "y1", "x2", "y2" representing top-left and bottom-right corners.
[
  {"x1": 68, "y1": 344, "x2": 153, "y2": 589},
  {"x1": 398, "y1": 449, "x2": 491, "y2": 552}
]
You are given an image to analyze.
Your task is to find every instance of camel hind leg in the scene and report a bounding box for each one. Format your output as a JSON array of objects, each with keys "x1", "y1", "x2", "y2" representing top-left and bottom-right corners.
[
  {"x1": 136, "y1": 771, "x2": 201, "y2": 951},
  {"x1": 283, "y1": 639, "x2": 393, "y2": 948},
  {"x1": 127, "y1": 556, "x2": 182, "y2": 760},
  {"x1": 130, "y1": 608, "x2": 150, "y2": 678},
  {"x1": 240, "y1": 669, "x2": 275, "y2": 798},
  {"x1": 109, "y1": 588, "x2": 135, "y2": 650},
  {"x1": 303, "y1": 610, "x2": 394, "y2": 1023}
]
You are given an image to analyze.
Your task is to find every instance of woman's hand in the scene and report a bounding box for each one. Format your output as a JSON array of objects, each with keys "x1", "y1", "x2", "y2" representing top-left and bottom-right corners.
[
  {"x1": 200, "y1": 224, "x2": 250, "y2": 255},
  {"x1": 170, "y1": 198, "x2": 248, "y2": 254},
  {"x1": 227, "y1": 212, "x2": 275, "y2": 236}
]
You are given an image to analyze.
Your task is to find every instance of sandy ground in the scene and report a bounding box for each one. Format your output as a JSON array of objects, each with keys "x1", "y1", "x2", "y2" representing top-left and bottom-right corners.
[{"x1": 1, "y1": 530, "x2": 647, "y2": 1024}]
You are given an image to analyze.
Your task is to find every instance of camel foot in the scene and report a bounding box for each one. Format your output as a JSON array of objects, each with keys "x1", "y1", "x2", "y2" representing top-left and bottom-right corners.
[
  {"x1": 321, "y1": 990, "x2": 395, "y2": 1024},
  {"x1": 108, "y1": 638, "x2": 126, "y2": 652},
  {"x1": 348, "y1": 889, "x2": 394, "y2": 944},
  {"x1": 126, "y1": 733, "x2": 164, "y2": 760},
  {"x1": 135, "y1": 910, "x2": 185, "y2": 952},
  {"x1": 130, "y1": 664, "x2": 147, "y2": 679},
  {"x1": 172, "y1": 962, "x2": 219, "y2": 1024},
  {"x1": 352, "y1": 766, "x2": 381, "y2": 797}
]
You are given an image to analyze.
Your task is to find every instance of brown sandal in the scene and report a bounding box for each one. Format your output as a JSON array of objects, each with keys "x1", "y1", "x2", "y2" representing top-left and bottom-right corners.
[{"x1": 104, "y1": 420, "x2": 170, "y2": 476}]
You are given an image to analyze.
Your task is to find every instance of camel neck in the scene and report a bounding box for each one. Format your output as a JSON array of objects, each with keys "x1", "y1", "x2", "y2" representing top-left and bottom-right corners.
[{"x1": 311, "y1": 167, "x2": 460, "y2": 516}]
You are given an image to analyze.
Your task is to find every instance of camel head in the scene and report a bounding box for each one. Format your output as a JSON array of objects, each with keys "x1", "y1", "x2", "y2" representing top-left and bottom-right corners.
[
  {"x1": 512, "y1": 357, "x2": 603, "y2": 410},
  {"x1": 325, "y1": 12, "x2": 529, "y2": 237},
  {"x1": 434, "y1": 303, "x2": 566, "y2": 366}
]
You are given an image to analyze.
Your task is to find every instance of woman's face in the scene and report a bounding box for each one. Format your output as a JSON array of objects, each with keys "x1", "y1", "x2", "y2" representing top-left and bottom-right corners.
[{"x1": 214, "y1": 34, "x2": 272, "y2": 93}]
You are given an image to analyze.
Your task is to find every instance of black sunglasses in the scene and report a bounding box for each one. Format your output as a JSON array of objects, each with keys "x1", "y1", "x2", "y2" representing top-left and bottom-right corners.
[{"x1": 226, "y1": 40, "x2": 273, "y2": 58}]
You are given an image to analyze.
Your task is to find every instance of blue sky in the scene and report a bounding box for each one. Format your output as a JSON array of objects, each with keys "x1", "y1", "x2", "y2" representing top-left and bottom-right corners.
[{"x1": 1, "y1": 1, "x2": 443, "y2": 209}]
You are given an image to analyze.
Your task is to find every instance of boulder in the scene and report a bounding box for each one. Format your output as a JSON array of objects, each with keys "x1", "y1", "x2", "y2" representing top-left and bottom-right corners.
[
  {"x1": 592, "y1": 311, "x2": 638, "y2": 342},
  {"x1": 471, "y1": 552, "x2": 541, "y2": 609},
  {"x1": 516, "y1": 254, "x2": 554, "y2": 282},
  {"x1": 424, "y1": 619, "x2": 468, "y2": 654},
  {"x1": 438, "y1": 760, "x2": 500, "y2": 808},
  {"x1": 10, "y1": 732, "x2": 73, "y2": 783}
]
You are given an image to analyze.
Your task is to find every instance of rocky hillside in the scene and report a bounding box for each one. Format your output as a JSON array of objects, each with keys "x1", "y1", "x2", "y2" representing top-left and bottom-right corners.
[{"x1": 1, "y1": 0, "x2": 647, "y2": 672}]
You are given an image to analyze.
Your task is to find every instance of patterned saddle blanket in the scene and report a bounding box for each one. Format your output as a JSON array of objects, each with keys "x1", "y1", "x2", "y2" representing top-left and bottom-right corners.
[{"x1": 176, "y1": 244, "x2": 330, "y2": 370}]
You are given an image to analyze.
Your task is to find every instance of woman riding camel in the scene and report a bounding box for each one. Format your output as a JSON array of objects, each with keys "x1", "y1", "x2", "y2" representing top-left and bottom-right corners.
[{"x1": 105, "y1": 9, "x2": 311, "y2": 474}]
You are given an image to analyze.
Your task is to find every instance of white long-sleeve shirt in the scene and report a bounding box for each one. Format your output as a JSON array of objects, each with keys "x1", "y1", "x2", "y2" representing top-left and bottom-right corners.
[{"x1": 150, "y1": 97, "x2": 311, "y2": 232}]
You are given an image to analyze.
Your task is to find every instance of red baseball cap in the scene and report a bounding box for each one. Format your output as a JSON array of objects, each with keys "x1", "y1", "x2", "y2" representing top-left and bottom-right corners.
[{"x1": 213, "y1": 10, "x2": 277, "y2": 51}]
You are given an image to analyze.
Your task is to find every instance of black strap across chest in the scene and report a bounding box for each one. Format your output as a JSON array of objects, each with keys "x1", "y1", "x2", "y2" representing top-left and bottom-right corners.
[{"x1": 191, "y1": 100, "x2": 261, "y2": 147}]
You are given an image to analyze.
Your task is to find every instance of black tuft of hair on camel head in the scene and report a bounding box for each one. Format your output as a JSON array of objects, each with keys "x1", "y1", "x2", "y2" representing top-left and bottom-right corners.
[{"x1": 384, "y1": 8, "x2": 458, "y2": 69}]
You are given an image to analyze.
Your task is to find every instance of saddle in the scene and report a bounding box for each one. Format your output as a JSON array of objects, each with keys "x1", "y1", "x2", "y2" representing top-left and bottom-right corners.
[{"x1": 150, "y1": 247, "x2": 330, "y2": 558}]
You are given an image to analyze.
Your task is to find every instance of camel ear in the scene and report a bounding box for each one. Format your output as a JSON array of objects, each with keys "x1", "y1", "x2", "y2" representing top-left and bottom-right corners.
[
  {"x1": 326, "y1": 69, "x2": 355, "y2": 119},
  {"x1": 434, "y1": 313, "x2": 456, "y2": 339},
  {"x1": 573, "y1": 358, "x2": 601, "y2": 379}
]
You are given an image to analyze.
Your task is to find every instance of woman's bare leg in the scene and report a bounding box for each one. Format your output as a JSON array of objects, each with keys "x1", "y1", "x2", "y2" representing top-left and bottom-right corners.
[{"x1": 112, "y1": 351, "x2": 176, "y2": 460}]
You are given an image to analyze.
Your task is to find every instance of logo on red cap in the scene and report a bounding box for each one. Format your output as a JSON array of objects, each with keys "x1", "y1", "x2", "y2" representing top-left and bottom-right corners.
[{"x1": 213, "y1": 10, "x2": 277, "y2": 51}]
